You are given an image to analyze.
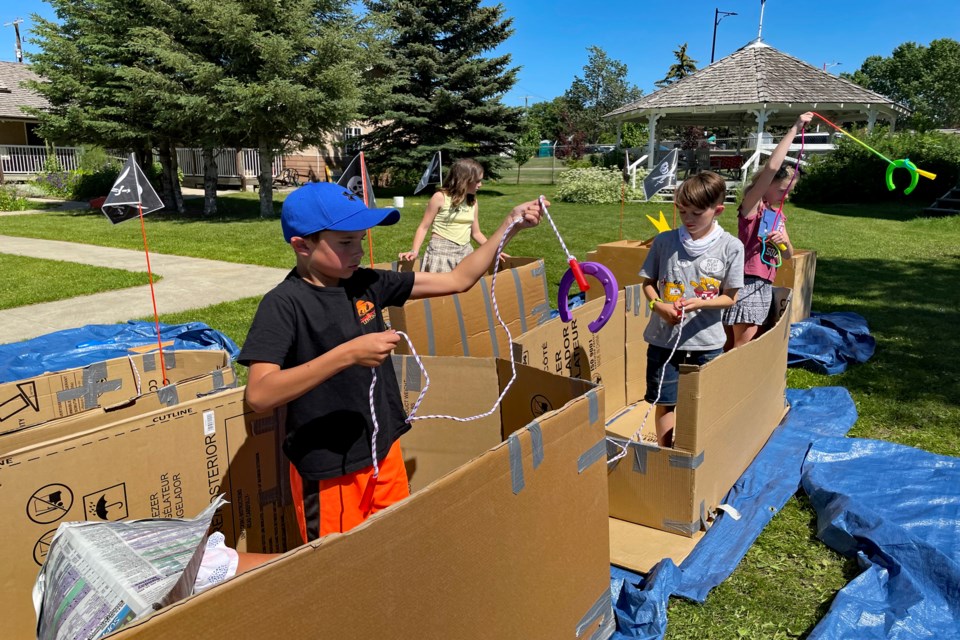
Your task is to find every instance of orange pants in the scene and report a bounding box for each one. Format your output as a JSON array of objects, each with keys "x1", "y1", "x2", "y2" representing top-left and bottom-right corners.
[{"x1": 289, "y1": 440, "x2": 410, "y2": 542}]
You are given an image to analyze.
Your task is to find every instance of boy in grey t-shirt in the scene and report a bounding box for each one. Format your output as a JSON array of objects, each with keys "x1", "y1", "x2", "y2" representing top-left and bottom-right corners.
[{"x1": 639, "y1": 172, "x2": 744, "y2": 447}]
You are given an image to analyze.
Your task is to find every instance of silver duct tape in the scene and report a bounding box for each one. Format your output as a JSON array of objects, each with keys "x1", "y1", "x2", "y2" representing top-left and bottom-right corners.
[
  {"x1": 143, "y1": 353, "x2": 157, "y2": 371},
  {"x1": 587, "y1": 389, "x2": 599, "y2": 424},
  {"x1": 528, "y1": 422, "x2": 544, "y2": 469},
  {"x1": 452, "y1": 294, "x2": 470, "y2": 357},
  {"x1": 508, "y1": 432, "x2": 524, "y2": 494},
  {"x1": 480, "y1": 280, "x2": 500, "y2": 358},
  {"x1": 577, "y1": 439, "x2": 607, "y2": 474},
  {"x1": 576, "y1": 589, "x2": 615, "y2": 639},
  {"x1": 157, "y1": 385, "x2": 179, "y2": 407},
  {"x1": 510, "y1": 268, "x2": 528, "y2": 333},
  {"x1": 669, "y1": 450, "x2": 704, "y2": 469}
]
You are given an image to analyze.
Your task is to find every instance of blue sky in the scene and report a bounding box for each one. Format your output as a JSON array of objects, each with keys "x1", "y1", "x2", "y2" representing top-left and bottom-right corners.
[{"x1": 4, "y1": 0, "x2": 958, "y2": 107}]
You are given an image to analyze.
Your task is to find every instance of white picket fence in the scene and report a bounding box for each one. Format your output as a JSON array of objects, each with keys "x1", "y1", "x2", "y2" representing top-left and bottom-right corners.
[{"x1": 0, "y1": 144, "x2": 283, "y2": 178}]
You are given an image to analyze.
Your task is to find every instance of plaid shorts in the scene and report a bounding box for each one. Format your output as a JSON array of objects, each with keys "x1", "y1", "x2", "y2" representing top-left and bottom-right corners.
[
  {"x1": 421, "y1": 235, "x2": 473, "y2": 273},
  {"x1": 723, "y1": 276, "x2": 773, "y2": 326}
]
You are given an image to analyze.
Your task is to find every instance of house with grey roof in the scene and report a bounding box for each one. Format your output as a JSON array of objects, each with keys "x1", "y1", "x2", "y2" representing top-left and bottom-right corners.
[
  {"x1": 0, "y1": 61, "x2": 48, "y2": 146},
  {"x1": 606, "y1": 40, "x2": 910, "y2": 175}
]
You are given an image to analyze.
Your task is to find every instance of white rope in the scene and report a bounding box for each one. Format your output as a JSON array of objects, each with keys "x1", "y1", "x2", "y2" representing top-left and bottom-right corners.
[
  {"x1": 537, "y1": 195, "x2": 575, "y2": 262},
  {"x1": 607, "y1": 305, "x2": 687, "y2": 465},
  {"x1": 367, "y1": 216, "x2": 523, "y2": 478}
]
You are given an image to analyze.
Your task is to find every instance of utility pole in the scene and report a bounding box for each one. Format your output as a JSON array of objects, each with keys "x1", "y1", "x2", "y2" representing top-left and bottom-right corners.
[
  {"x1": 4, "y1": 18, "x2": 23, "y2": 63},
  {"x1": 711, "y1": 9, "x2": 738, "y2": 64}
]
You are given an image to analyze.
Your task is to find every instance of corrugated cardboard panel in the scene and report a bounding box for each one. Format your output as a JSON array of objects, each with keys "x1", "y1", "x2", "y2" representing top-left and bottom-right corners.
[
  {"x1": 609, "y1": 517, "x2": 704, "y2": 573},
  {"x1": 605, "y1": 403, "x2": 698, "y2": 534},
  {"x1": 511, "y1": 293, "x2": 626, "y2": 420},
  {"x1": 0, "y1": 386, "x2": 295, "y2": 640},
  {"x1": 110, "y1": 363, "x2": 614, "y2": 640},
  {"x1": 773, "y1": 249, "x2": 816, "y2": 324},
  {"x1": 397, "y1": 356, "x2": 504, "y2": 492},
  {"x1": 674, "y1": 291, "x2": 792, "y2": 455},
  {"x1": 0, "y1": 350, "x2": 230, "y2": 435},
  {"x1": 686, "y1": 293, "x2": 792, "y2": 517},
  {"x1": 390, "y1": 260, "x2": 550, "y2": 358},
  {"x1": 585, "y1": 239, "x2": 653, "y2": 301}
]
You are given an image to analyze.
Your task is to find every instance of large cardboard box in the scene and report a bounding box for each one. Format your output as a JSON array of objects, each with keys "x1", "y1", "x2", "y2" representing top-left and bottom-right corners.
[
  {"x1": 606, "y1": 289, "x2": 792, "y2": 544},
  {"x1": 1, "y1": 385, "x2": 294, "y2": 640},
  {"x1": 0, "y1": 349, "x2": 232, "y2": 435},
  {"x1": 389, "y1": 259, "x2": 552, "y2": 358},
  {"x1": 773, "y1": 249, "x2": 817, "y2": 323},
  {"x1": 3, "y1": 357, "x2": 614, "y2": 640}
]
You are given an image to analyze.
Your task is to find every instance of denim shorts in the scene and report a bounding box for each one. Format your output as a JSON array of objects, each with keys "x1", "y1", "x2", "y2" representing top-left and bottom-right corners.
[{"x1": 644, "y1": 344, "x2": 724, "y2": 406}]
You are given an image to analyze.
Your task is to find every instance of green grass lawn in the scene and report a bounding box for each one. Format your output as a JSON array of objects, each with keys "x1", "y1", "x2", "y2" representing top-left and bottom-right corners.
[
  {"x1": 0, "y1": 253, "x2": 156, "y2": 309},
  {"x1": 0, "y1": 183, "x2": 957, "y2": 638}
]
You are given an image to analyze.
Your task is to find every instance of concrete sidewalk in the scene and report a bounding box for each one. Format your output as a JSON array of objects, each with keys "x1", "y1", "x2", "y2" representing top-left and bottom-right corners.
[{"x1": 0, "y1": 235, "x2": 287, "y2": 345}]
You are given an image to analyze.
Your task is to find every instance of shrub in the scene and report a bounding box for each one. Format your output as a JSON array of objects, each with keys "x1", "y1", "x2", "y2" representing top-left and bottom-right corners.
[
  {"x1": 0, "y1": 184, "x2": 30, "y2": 211},
  {"x1": 792, "y1": 129, "x2": 960, "y2": 204},
  {"x1": 556, "y1": 167, "x2": 642, "y2": 204}
]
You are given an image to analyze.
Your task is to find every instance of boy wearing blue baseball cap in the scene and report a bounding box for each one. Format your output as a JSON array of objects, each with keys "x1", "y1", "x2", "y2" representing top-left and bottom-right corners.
[{"x1": 238, "y1": 182, "x2": 544, "y2": 543}]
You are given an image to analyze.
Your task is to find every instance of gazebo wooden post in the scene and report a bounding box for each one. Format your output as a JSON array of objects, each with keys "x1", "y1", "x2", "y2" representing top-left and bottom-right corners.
[{"x1": 646, "y1": 113, "x2": 661, "y2": 171}]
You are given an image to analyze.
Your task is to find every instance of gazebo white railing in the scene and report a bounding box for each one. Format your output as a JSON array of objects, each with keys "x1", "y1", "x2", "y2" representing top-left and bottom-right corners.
[{"x1": 0, "y1": 145, "x2": 82, "y2": 175}]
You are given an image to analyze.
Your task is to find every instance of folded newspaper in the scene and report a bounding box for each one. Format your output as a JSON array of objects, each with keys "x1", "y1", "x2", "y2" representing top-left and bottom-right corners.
[{"x1": 33, "y1": 496, "x2": 227, "y2": 640}]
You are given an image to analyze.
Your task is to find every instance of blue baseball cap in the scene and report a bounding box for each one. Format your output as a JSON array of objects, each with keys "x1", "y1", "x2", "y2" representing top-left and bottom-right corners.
[{"x1": 280, "y1": 182, "x2": 400, "y2": 242}]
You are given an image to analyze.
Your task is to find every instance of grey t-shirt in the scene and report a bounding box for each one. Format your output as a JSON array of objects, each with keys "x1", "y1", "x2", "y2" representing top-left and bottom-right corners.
[{"x1": 639, "y1": 229, "x2": 745, "y2": 350}]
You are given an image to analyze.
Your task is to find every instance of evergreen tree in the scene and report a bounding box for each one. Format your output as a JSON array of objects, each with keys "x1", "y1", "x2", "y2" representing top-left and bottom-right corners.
[
  {"x1": 655, "y1": 43, "x2": 698, "y2": 88},
  {"x1": 361, "y1": 0, "x2": 521, "y2": 180}
]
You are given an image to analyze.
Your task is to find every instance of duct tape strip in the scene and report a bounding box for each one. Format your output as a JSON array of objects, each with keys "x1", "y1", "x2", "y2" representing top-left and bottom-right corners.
[
  {"x1": 422, "y1": 299, "x2": 436, "y2": 355},
  {"x1": 606, "y1": 439, "x2": 624, "y2": 470},
  {"x1": 157, "y1": 384, "x2": 179, "y2": 407},
  {"x1": 532, "y1": 260, "x2": 549, "y2": 293},
  {"x1": 55, "y1": 362, "x2": 122, "y2": 408},
  {"x1": 211, "y1": 369, "x2": 224, "y2": 389},
  {"x1": 452, "y1": 294, "x2": 470, "y2": 356},
  {"x1": 528, "y1": 422, "x2": 544, "y2": 469},
  {"x1": 399, "y1": 355, "x2": 422, "y2": 393},
  {"x1": 576, "y1": 589, "x2": 615, "y2": 639},
  {"x1": 510, "y1": 268, "x2": 528, "y2": 334},
  {"x1": 480, "y1": 280, "x2": 500, "y2": 358},
  {"x1": 508, "y1": 432, "x2": 524, "y2": 494},
  {"x1": 587, "y1": 389, "x2": 599, "y2": 424},
  {"x1": 577, "y1": 438, "x2": 607, "y2": 474},
  {"x1": 633, "y1": 442, "x2": 651, "y2": 474},
  {"x1": 669, "y1": 450, "x2": 705, "y2": 469},
  {"x1": 164, "y1": 351, "x2": 176, "y2": 368},
  {"x1": 531, "y1": 302, "x2": 553, "y2": 325},
  {"x1": 143, "y1": 353, "x2": 157, "y2": 371},
  {"x1": 662, "y1": 518, "x2": 701, "y2": 536}
]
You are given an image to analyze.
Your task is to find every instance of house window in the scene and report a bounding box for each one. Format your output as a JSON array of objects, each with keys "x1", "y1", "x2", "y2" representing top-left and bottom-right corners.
[{"x1": 343, "y1": 127, "x2": 362, "y2": 153}]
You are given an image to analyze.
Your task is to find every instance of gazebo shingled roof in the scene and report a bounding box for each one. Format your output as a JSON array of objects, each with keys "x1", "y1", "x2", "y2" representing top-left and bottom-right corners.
[{"x1": 606, "y1": 40, "x2": 909, "y2": 129}]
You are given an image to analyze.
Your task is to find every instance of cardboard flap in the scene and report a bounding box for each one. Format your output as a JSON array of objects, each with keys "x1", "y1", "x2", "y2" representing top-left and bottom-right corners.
[{"x1": 609, "y1": 517, "x2": 704, "y2": 574}]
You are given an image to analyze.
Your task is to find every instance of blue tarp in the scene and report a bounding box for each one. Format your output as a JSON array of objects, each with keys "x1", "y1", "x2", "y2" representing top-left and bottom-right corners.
[
  {"x1": 0, "y1": 322, "x2": 240, "y2": 383},
  {"x1": 788, "y1": 312, "x2": 876, "y2": 375},
  {"x1": 611, "y1": 387, "x2": 859, "y2": 639},
  {"x1": 802, "y1": 438, "x2": 960, "y2": 639}
]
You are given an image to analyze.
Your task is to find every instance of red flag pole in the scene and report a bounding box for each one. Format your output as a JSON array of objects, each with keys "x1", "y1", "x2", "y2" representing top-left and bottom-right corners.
[
  {"x1": 137, "y1": 202, "x2": 168, "y2": 384},
  {"x1": 360, "y1": 152, "x2": 374, "y2": 266}
]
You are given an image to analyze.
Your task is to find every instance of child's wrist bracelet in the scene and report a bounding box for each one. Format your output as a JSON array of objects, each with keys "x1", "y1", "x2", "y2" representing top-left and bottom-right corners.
[{"x1": 649, "y1": 298, "x2": 663, "y2": 310}]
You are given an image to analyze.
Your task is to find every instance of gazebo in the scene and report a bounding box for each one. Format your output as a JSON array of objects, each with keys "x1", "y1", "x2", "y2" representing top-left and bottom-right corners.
[{"x1": 606, "y1": 39, "x2": 910, "y2": 174}]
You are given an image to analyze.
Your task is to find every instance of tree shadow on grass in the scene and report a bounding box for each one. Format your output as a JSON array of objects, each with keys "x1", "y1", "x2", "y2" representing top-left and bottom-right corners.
[
  {"x1": 811, "y1": 255, "x2": 960, "y2": 408},
  {"x1": 802, "y1": 202, "x2": 928, "y2": 222}
]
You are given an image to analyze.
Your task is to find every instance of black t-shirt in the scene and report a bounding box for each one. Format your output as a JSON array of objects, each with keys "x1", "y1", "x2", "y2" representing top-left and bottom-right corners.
[{"x1": 238, "y1": 267, "x2": 416, "y2": 481}]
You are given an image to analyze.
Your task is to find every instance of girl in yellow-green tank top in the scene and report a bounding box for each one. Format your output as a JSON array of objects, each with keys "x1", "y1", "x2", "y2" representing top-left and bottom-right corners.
[{"x1": 400, "y1": 158, "x2": 500, "y2": 272}]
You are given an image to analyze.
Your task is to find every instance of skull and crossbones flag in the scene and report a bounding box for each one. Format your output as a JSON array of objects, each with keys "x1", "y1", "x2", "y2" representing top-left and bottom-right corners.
[
  {"x1": 101, "y1": 154, "x2": 164, "y2": 224},
  {"x1": 642, "y1": 149, "x2": 680, "y2": 201},
  {"x1": 337, "y1": 152, "x2": 377, "y2": 207}
]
